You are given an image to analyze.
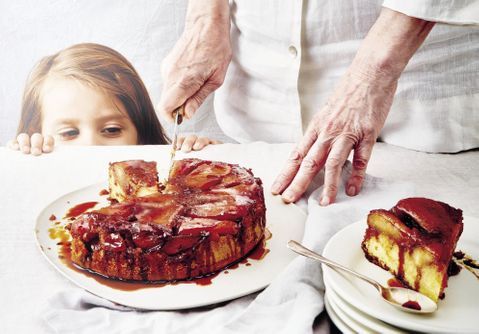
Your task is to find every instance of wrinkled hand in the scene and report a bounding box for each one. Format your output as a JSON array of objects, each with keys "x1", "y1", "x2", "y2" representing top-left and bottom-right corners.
[
  {"x1": 175, "y1": 135, "x2": 222, "y2": 152},
  {"x1": 158, "y1": 15, "x2": 231, "y2": 122},
  {"x1": 271, "y1": 69, "x2": 398, "y2": 206},
  {"x1": 6, "y1": 133, "x2": 54, "y2": 156}
]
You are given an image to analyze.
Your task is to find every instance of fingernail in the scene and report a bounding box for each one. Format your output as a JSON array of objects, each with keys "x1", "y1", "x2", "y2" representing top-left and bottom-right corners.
[
  {"x1": 21, "y1": 146, "x2": 30, "y2": 154},
  {"x1": 320, "y1": 195, "x2": 330, "y2": 206},
  {"x1": 347, "y1": 185, "x2": 356, "y2": 196},
  {"x1": 31, "y1": 148, "x2": 41, "y2": 156},
  {"x1": 282, "y1": 190, "x2": 294, "y2": 203},
  {"x1": 271, "y1": 181, "x2": 281, "y2": 194},
  {"x1": 44, "y1": 145, "x2": 52, "y2": 152}
]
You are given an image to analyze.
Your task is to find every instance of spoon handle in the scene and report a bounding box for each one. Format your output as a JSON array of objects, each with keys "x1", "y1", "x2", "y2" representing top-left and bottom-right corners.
[{"x1": 287, "y1": 240, "x2": 382, "y2": 291}]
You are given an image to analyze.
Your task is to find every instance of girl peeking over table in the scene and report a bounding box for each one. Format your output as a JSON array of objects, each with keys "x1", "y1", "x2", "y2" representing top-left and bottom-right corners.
[{"x1": 7, "y1": 43, "x2": 220, "y2": 155}]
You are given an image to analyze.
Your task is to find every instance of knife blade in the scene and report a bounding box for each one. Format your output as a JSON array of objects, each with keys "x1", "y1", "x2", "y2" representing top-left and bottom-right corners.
[{"x1": 168, "y1": 105, "x2": 184, "y2": 180}]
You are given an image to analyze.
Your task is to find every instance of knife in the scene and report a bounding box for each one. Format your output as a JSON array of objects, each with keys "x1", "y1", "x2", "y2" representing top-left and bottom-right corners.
[{"x1": 168, "y1": 104, "x2": 184, "y2": 180}]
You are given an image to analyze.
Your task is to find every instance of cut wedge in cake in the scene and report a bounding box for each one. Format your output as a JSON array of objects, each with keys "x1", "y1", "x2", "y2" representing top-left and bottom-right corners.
[
  {"x1": 108, "y1": 160, "x2": 160, "y2": 202},
  {"x1": 362, "y1": 197, "x2": 463, "y2": 302}
]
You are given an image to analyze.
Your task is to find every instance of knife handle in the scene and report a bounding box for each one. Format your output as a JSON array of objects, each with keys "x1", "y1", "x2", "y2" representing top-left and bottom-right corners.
[{"x1": 173, "y1": 105, "x2": 184, "y2": 125}]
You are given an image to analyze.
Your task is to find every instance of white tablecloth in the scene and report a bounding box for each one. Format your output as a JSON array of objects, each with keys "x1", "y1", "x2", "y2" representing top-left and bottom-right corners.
[{"x1": 0, "y1": 142, "x2": 478, "y2": 333}]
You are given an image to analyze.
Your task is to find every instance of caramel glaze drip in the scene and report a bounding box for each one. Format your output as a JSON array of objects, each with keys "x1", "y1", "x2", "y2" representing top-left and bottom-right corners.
[
  {"x1": 453, "y1": 250, "x2": 479, "y2": 280},
  {"x1": 402, "y1": 300, "x2": 421, "y2": 310},
  {"x1": 55, "y1": 230, "x2": 271, "y2": 291},
  {"x1": 65, "y1": 202, "x2": 98, "y2": 219}
]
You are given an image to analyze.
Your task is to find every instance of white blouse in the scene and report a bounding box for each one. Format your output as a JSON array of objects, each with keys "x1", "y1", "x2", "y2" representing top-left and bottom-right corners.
[{"x1": 214, "y1": 0, "x2": 479, "y2": 153}]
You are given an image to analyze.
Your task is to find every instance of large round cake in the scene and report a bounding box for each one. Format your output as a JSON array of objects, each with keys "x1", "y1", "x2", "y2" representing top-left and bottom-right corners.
[{"x1": 69, "y1": 158, "x2": 266, "y2": 281}]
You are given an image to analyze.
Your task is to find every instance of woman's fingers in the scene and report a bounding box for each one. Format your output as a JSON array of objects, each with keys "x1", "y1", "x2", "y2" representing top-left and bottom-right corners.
[
  {"x1": 17, "y1": 133, "x2": 31, "y2": 154},
  {"x1": 279, "y1": 138, "x2": 329, "y2": 203},
  {"x1": 271, "y1": 125, "x2": 319, "y2": 195},
  {"x1": 184, "y1": 79, "x2": 223, "y2": 119},
  {"x1": 346, "y1": 138, "x2": 375, "y2": 197},
  {"x1": 320, "y1": 137, "x2": 355, "y2": 206}
]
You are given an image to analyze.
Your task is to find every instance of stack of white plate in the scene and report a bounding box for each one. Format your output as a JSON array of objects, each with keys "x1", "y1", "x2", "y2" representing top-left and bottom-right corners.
[{"x1": 321, "y1": 218, "x2": 479, "y2": 334}]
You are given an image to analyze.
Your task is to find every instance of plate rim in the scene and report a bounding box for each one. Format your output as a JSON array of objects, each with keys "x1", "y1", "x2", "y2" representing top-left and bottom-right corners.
[{"x1": 325, "y1": 276, "x2": 408, "y2": 334}]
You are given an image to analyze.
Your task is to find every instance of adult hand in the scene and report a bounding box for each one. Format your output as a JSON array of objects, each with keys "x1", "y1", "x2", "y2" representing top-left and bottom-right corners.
[
  {"x1": 272, "y1": 69, "x2": 397, "y2": 206},
  {"x1": 271, "y1": 8, "x2": 434, "y2": 205},
  {"x1": 7, "y1": 133, "x2": 54, "y2": 156},
  {"x1": 158, "y1": 0, "x2": 231, "y2": 122}
]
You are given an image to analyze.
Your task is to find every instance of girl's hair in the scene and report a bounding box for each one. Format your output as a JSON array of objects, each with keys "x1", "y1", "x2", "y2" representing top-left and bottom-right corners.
[{"x1": 17, "y1": 43, "x2": 169, "y2": 144}]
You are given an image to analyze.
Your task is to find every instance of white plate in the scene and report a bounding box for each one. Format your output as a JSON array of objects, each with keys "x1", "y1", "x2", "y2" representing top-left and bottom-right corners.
[
  {"x1": 325, "y1": 278, "x2": 408, "y2": 334},
  {"x1": 35, "y1": 182, "x2": 306, "y2": 310},
  {"x1": 326, "y1": 287, "x2": 376, "y2": 334},
  {"x1": 324, "y1": 292, "x2": 355, "y2": 334},
  {"x1": 322, "y1": 217, "x2": 479, "y2": 334}
]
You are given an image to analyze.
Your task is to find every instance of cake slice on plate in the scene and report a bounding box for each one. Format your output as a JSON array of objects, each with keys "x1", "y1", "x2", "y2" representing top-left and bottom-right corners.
[{"x1": 362, "y1": 197, "x2": 463, "y2": 302}]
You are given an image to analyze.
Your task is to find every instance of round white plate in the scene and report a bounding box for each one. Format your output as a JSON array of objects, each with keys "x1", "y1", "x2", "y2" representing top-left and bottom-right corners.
[
  {"x1": 325, "y1": 278, "x2": 408, "y2": 334},
  {"x1": 324, "y1": 292, "x2": 354, "y2": 334},
  {"x1": 35, "y1": 182, "x2": 306, "y2": 310},
  {"x1": 322, "y1": 216, "x2": 479, "y2": 334},
  {"x1": 326, "y1": 286, "x2": 377, "y2": 334}
]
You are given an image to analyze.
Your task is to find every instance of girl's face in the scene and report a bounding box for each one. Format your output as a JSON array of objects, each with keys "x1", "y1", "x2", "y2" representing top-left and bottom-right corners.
[{"x1": 40, "y1": 77, "x2": 138, "y2": 145}]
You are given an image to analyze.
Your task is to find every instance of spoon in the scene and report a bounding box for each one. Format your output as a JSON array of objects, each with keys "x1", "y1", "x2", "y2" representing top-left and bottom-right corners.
[{"x1": 287, "y1": 240, "x2": 437, "y2": 314}]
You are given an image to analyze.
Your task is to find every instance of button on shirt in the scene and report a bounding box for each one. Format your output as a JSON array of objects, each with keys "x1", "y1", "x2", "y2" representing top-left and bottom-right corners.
[{"x1": 214, "y1": 0, "x2": 479, "y2": 153}]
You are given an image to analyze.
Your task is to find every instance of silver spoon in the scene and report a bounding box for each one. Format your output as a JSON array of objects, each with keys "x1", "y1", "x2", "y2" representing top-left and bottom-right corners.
[{"x1": 287, "y1": 240, "x2": 437, "y2": 314}]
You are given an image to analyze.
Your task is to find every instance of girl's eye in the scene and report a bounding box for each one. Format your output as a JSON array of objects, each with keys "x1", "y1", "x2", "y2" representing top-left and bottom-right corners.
[
  {"x1": 101, "y1": 126, "x2": 122, "y2": 136},
  {"x1": 58, "y1": 128, "x2": 79, "y2": 140}
]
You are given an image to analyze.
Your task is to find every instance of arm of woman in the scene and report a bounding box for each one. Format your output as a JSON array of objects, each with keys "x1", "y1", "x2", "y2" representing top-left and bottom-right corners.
[
  {"x1": 158, "y1": 0, "x2": 231, "y2": 121},
  {"x1": 272, "y1": 8, "x2": 435, "y2": 205}
]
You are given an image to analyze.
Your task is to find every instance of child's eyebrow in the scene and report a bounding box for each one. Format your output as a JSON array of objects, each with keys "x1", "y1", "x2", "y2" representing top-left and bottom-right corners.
[{"x1": 96, "y1": 114, "x2": 130, "y2": 122}]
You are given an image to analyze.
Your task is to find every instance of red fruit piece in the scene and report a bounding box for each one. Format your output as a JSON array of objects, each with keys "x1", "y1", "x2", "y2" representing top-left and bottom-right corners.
[
  {"x1": 178, "y1": 218, "x2": 239, "y2": 236},
  {"x1": 162, "y1": 235, "x2": 203, "y2": 255},
  {"x1": 132, "y1": 231, "x2": 164, "y2": 249}
]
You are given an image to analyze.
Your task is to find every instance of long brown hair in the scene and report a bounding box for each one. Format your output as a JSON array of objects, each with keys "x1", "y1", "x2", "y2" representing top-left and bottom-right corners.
[{"x1": 17, "y1": 43, "x2": 169, "y2": 144}]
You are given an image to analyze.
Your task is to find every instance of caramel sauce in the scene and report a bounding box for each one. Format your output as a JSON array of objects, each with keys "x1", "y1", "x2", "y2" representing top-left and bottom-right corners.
[
  {"x1": 402, "y1": 300, "x2": 421, "y2": 310},
  {"x1": 48, "y1": 226, "x2": 70, "y2": 242},
  {"x1": 49, "y1": 214, "x2": 56, "y2": 221},
  {"x1": 387, "y1": 278, "x2": 405, "y2": 288},
  {"x1": 453, "y1": 250, "x2": 479, "y2": 280},
  {"x1": 248, "y1": 239, "x2": 270, "y2": 260},
  {"x1": 99, "y1": 189, "x2": 109, "y2": 196},
  {"x1": 64, "y1": 201, "x2": 98, "y2": 218}
]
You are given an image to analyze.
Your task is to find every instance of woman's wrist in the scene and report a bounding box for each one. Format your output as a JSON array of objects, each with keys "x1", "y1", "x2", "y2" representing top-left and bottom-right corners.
[
  {"x1": 185, "y1": 0, "x2": 230, "y2": 31},
  {"x1": 350, "y1": 7, "x2": 435, "y2": 84}
]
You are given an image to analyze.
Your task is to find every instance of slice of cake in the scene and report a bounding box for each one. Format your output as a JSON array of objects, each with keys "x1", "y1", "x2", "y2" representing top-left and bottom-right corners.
[
  {"x1": 362, "y1": 197, "x2": 463, "y2": 302},
  {"x1": 108, "y1": 160, "x2": 159, "y2": 202}
]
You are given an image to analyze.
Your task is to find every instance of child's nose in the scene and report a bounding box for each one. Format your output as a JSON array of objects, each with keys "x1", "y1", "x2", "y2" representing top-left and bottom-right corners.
[{"x1": 76, "y1": 131, "x2": 102, "y2": 145}]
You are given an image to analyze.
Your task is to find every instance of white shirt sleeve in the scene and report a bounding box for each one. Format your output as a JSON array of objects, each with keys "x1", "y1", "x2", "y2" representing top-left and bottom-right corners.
[{"x1": 382, "y1": 0, "x2": 479, "y2": 25}]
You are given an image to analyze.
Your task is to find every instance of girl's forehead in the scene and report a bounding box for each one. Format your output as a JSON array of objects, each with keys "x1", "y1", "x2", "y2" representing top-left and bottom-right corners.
[{"x1": 40, "y1": 76, "x2": 128, "y2": 122}]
